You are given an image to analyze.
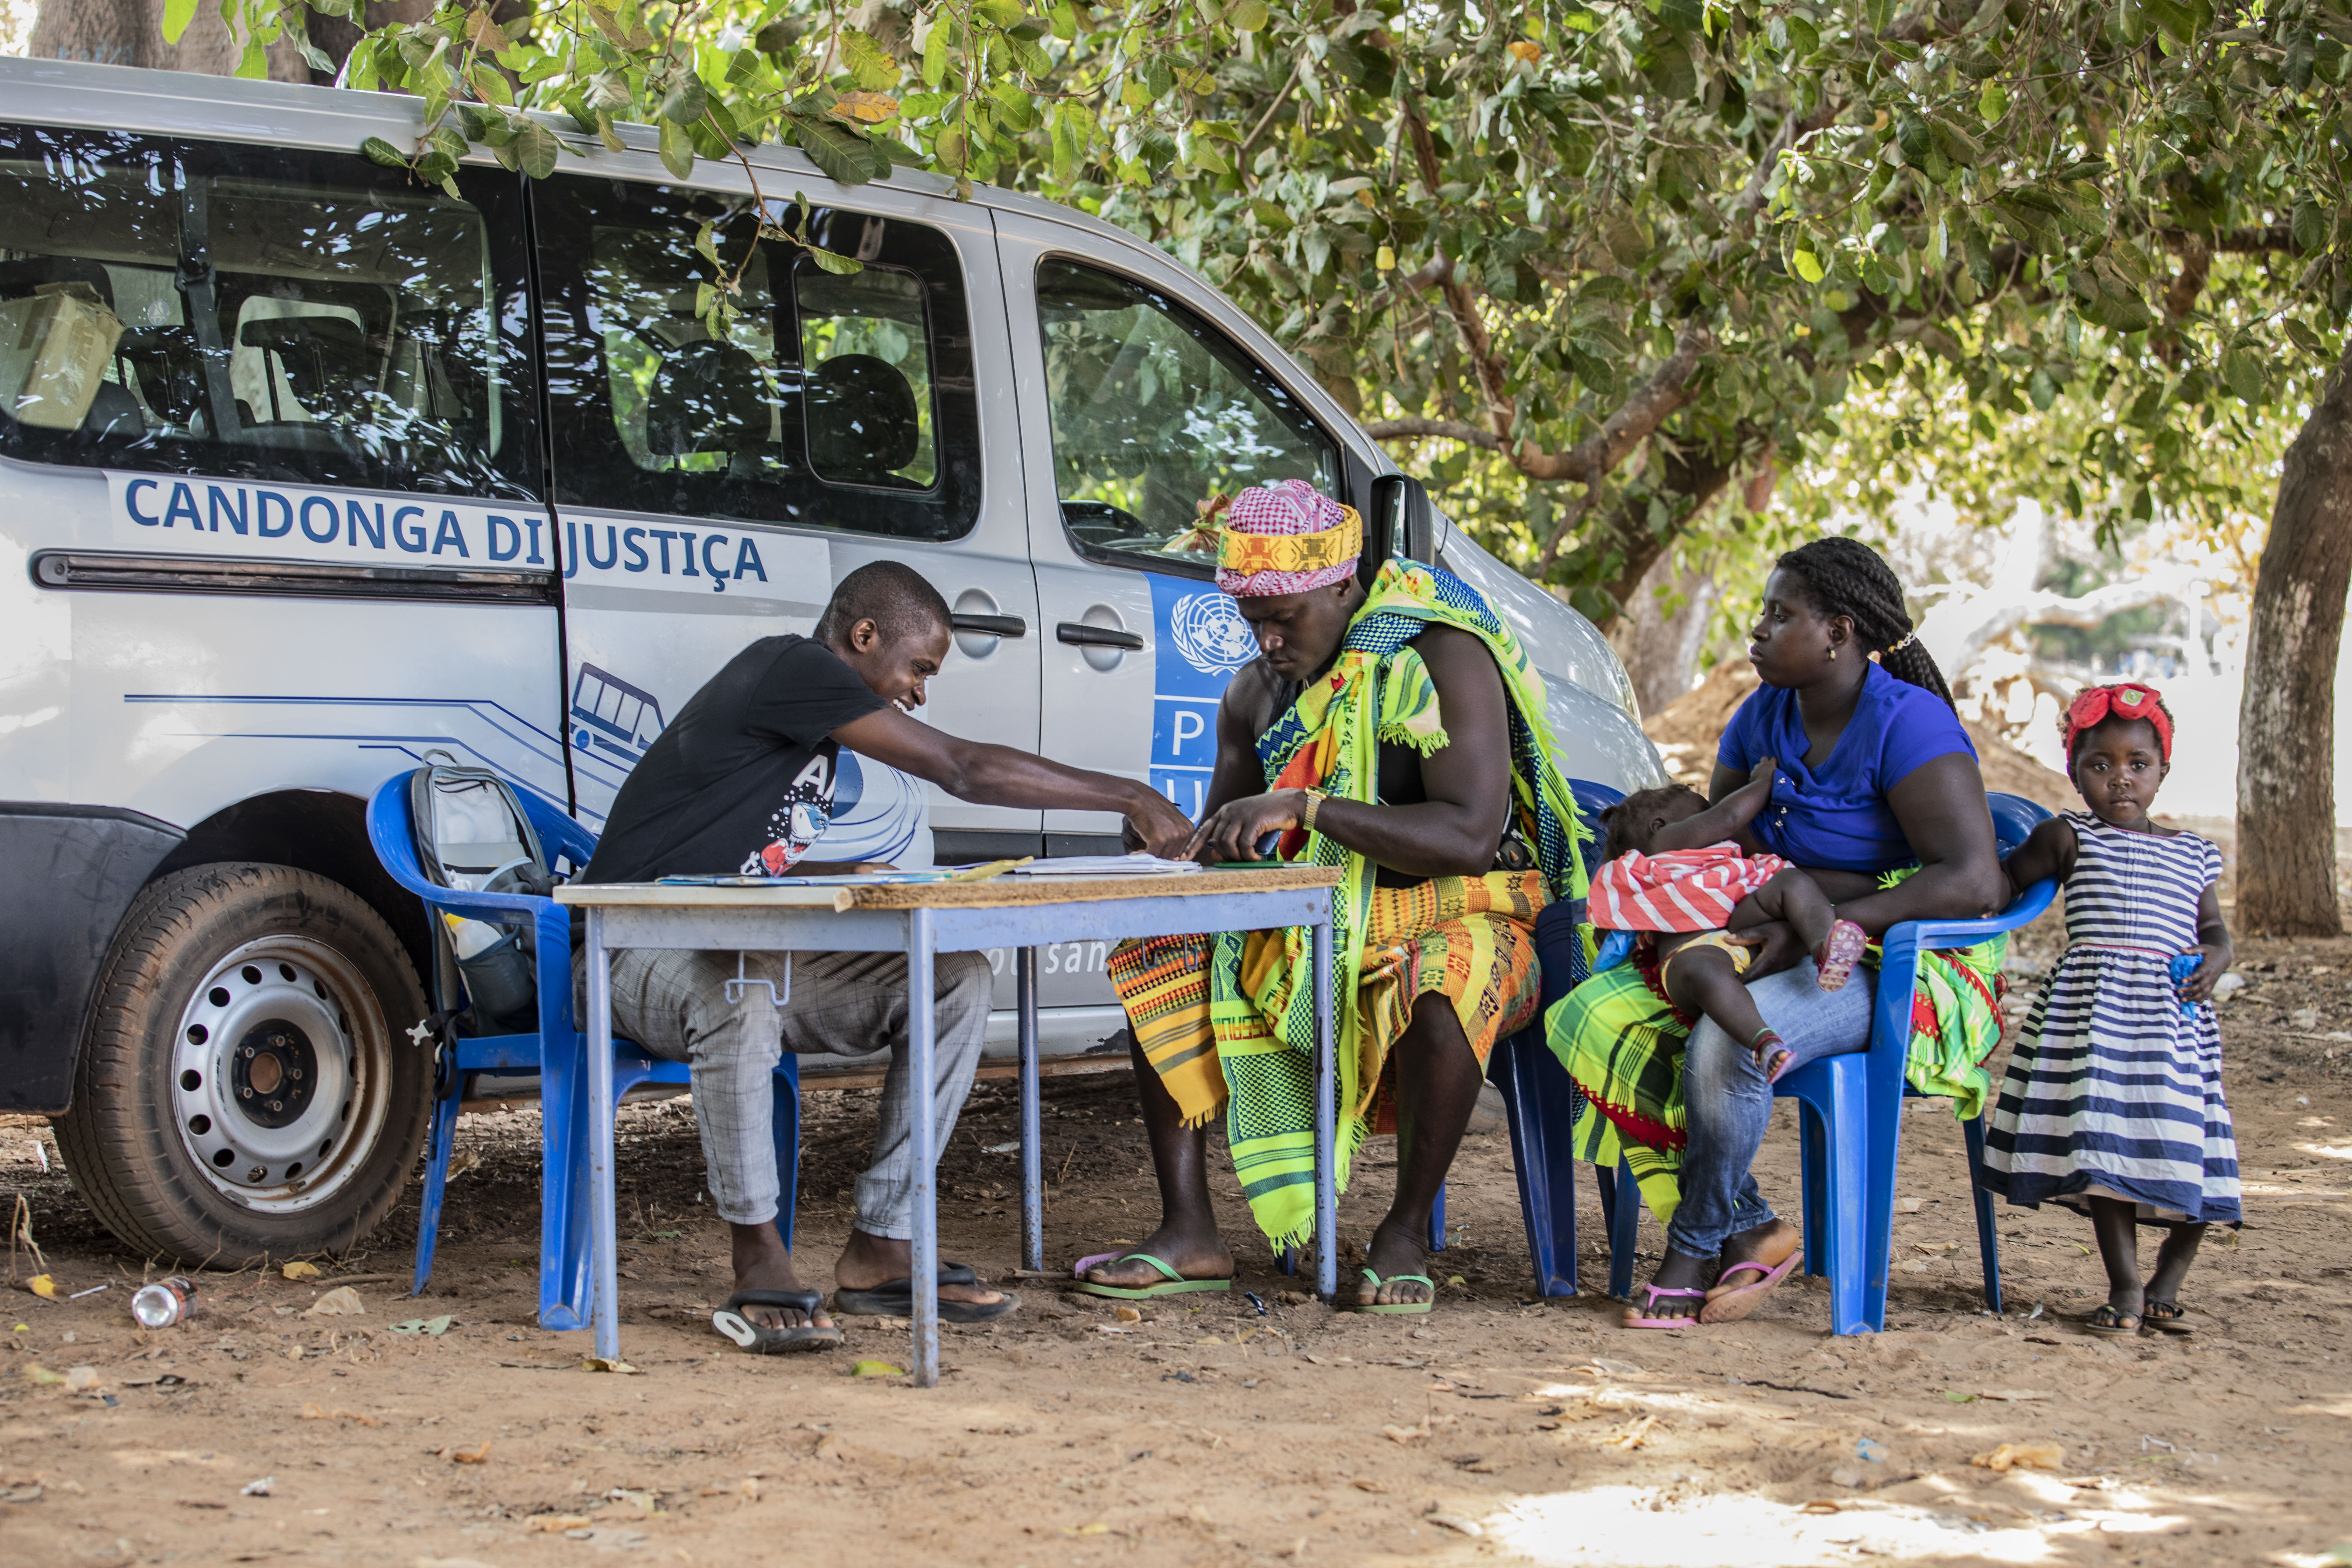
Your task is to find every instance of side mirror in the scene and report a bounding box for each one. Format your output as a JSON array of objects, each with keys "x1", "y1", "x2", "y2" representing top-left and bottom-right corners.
[{"x1": 1363, "y1": 473, "x2": 1435, "y2": 582}]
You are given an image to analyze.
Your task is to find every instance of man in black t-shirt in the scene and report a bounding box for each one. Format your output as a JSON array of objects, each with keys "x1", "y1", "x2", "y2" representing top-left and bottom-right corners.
[{"x1": 579, "y1": 561, "x2": 1193, "y2": 1350}]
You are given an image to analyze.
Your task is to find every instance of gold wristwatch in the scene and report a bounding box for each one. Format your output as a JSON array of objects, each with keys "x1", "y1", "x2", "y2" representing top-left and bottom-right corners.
[{"x1": 1301, "y1": 787, "x2": 1329, "y2": 834}]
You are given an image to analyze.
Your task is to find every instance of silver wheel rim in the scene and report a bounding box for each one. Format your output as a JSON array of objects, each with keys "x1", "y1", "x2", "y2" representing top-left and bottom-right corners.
[{"x1": 169, "y1": 935, "x2": 392, "y2": 1214}]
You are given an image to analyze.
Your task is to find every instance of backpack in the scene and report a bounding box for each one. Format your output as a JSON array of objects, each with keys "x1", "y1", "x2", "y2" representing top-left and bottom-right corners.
[{"x1": 407, "y1": 750, "x2": 554, "y2": 1032}]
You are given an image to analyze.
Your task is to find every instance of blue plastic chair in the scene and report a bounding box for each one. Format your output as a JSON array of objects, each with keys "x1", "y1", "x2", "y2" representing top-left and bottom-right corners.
[
  {"x1": 1483, "y1": 779, "x2": 1620, "y2": 1297},
  {"x1": 1590, "y1": 790, "x2": 2054, "y2": 1332},
  {"x1": 365, "y1": 772, "x2": 801, "y2": 1326}
]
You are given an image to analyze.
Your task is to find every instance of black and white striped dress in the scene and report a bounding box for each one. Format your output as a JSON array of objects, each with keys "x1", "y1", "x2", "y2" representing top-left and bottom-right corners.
[{"x1": 1981, "y1": 811, "x2": 2240, "y2": 1226}]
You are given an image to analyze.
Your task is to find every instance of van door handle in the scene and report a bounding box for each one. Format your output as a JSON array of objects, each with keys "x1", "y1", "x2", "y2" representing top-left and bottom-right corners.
[
  {"x1": 951, "y1": 612, "x2": 1027, "y2": 638},
  {"x1": 1056, "y1": 622, "x2": 1144, "y2": 651}
]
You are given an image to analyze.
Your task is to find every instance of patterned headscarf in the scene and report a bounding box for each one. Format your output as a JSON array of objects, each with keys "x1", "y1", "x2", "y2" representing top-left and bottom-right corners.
[
  {"x1": 2063, "y1": 682, "x2": 2174, "y2": 762},
  {"x1": 1216, "y1": 479, "x2": 1363, "y2": 597}
]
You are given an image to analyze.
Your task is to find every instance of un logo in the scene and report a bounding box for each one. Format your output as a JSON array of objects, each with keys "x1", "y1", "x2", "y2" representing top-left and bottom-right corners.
[{"x1": 1168, "y1": 591, "x2": 1259, "y2": 674}]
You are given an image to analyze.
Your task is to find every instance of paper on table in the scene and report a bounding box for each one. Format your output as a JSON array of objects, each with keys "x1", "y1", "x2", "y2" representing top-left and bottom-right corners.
[{"x1": 1010, "y1": 854, "x2": 1202, "y2": 877}]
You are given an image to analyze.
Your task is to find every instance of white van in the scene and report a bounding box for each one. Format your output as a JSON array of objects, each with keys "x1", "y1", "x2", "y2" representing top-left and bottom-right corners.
[{"x1": 0, "y1": 56, "x2": 1665, "y2": 1265}]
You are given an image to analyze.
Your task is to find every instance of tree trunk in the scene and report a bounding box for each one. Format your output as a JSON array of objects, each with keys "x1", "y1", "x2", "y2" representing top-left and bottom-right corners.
[
  {"x1": 1608, "y1": 551, "x2": 1721, "y2": 718},
  {"x1": 29, "y1": 0, "x2": 341, "y2": 80},
  {"x1": 2236, "y1": 341, "x2": 2352, "y2": 936}
]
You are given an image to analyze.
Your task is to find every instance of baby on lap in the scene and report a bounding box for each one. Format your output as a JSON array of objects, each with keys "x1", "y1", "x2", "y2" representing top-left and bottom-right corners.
[{"x1": 1592, "y1": 759, "x2": 1866, "y2": 1083}]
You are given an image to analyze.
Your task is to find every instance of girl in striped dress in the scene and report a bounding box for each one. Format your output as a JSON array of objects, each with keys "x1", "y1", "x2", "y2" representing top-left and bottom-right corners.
[{"x1": 1982, "y1": 683, "x2": 2239, "y2": 1337}]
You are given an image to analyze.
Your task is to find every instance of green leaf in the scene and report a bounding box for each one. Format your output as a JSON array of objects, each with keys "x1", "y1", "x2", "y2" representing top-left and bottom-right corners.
[
  {"x1": 1942, "y1": 1390, "x2": 1976, "y2": 1404},
  {"x1": 515, "y1": 119, "x2": 560, "y2": 180},
  {"x1": 469, "y1": 63, "x2": 514, "y2": 107},
  {"x1": 793, "y1": 115, "x2": 890, "y2": 186},
  {"x1": 662, "y1": 73, "x2": 708, "y2": 127},
  {"x1": 1792, "y1": 248, "x2": 1825, "y2": 284},
  {"x1": 806, "y1": 245, "x2": 865, "y2": 275},
  {"x1": 933, "y1": 123, "x2": 969, "y2": 174},
  {"x1": 756, "y1": 21, "x2": 802, "y2": 54},
  {"x1": 924, "y1": 17, "x2": 952, "y2": 86},
  {"x1": 1228, "y1": 0, "x2": 1268, "y2": 29},
  {"x1": 840, "y1": 27, "x2": 901, "y2": 92},
  {"x1": 1654, "y1": 0, "x2": 1704, "y2": 29},
  {"x1": 1978, "y1": 83, "x2": 2008, "y2": 122},
  {"x1": 2293, "y1": 201, "x2": 2328, "y2": 255},
  {"x1": 2222, "y1": 349, "x2": 2266, "y2": 402},
  {"x1": 658, "y1": 117, "x2": 697, "y2": 179},
  {"x1": 162, "y1": 0, "x2": 199, "y2": 44},
  {"x1": 2284, "y1": 317, "x2": 2329, "y2": 357},
  {"x1": 360, "y1": 135, "x2": 410, "y2": 169},
  {"x1": 975, "y1": 0, "x2": 1028, "y2": 25},
  {"x1": 1782, "y1": 15, "x2": 1818, "y2": 54}
]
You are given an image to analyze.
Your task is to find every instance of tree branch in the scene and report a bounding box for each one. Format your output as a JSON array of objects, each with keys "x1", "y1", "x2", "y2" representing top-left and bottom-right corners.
[
  {"x1": 1363, "y1": 415, "x2": 1497, "y2": 447},
  {"x1": 1525, "y1": 320, "x2": 1712, "y2": 491}
]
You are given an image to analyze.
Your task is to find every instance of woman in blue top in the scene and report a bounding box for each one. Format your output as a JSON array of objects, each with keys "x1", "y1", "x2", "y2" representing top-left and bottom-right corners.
[{"x1": 1550, "y1": 537, "x2": 2008, "y2": 1328}]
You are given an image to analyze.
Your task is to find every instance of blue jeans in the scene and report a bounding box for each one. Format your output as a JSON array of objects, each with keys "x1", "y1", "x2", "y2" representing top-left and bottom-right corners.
[{"x1": 1665, "y1": 959, "x2": 1877, "y2": 1259}]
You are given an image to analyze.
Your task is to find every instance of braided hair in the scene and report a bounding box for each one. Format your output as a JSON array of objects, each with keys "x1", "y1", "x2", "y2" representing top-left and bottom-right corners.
[{"x1": 1773, "y1": 537, "x2": 1956, "y2": 710}]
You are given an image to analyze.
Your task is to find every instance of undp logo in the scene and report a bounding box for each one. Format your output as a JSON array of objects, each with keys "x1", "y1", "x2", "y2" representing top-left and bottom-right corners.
[{"x1": 1168, "y1": 591, "x2": 1259, "y2": 674}]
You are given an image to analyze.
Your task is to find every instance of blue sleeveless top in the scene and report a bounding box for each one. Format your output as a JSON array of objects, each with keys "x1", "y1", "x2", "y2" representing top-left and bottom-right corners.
[{"x1": 1714, "y1": 662, "x2": 1976, "y2": 873}]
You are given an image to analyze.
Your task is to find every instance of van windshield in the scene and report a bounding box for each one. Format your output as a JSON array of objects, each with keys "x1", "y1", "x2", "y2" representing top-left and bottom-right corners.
[{"x1": 0, "y1": 126, "x2": 535, "y2": 499}]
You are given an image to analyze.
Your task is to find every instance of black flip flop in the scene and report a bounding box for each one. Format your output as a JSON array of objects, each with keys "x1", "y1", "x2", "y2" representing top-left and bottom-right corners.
[
  {"x1": 833, "y1": 1261, "x2": 1021, "y2": 1324},
  {"x1": 2081, "y1": 1303, "x2": 2142, "y2": 1337},
  {"x1": 2144, "y1": 1300, "x2": 2194, "y2": 1335},
  {"x1": 711, "y1": 1288, "x2": 844, "y2": 1354}
]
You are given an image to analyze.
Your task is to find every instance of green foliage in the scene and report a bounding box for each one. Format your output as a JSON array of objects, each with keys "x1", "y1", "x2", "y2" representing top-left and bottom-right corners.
[{"x1": 200, "y1": 0, "x2": 2345, "y2": 611}]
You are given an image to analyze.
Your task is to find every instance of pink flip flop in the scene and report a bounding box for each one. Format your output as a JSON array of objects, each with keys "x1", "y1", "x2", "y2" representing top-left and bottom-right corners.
[
  {"x1": 1698, "y1": 1251, "x2": 1801, "y2": 1324},
  {"x1": 1072, "y1": 1252, "x2": 1119, "y2": 1279},
  {"x1": 1814, "y1": 920, "x2": 1868, "y2": 992},
  {"x1": 1621, "y1": 1282, "x2": 1706, "y2": 1329}
]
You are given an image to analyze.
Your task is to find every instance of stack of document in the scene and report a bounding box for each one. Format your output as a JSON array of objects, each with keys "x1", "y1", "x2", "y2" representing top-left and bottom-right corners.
[{"x1": 1011, "y1": 854, "x2": 1202, "y2": 878}]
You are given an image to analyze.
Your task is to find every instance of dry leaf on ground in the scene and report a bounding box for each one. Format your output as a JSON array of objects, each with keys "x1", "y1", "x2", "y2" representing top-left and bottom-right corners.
[
  {"x1": 304, "y1": 1286, "x2": 365, "y2": 1317},
  {"x1": 1972, "y1": 1441, "x2": 2065, "y2": 1472}
]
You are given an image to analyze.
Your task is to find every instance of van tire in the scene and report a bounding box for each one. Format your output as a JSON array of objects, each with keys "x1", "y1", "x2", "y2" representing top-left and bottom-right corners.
[{"x1": 54, "y1": 863, "x2": 430, "y2": 1268}]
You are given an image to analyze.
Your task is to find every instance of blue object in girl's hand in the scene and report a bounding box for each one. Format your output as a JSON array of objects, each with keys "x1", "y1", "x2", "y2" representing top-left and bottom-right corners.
[{"x1": 2168, "y1": 952, "x2": 2202, "y2": 1018}]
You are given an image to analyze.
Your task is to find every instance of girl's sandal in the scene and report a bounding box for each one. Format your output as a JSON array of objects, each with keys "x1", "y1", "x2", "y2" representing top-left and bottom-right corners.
[
  {"x1": 2082, "y1": 1303, "x2": 2143, "y2": 1337},
  {"x1": 1813, "y1": 920, "x2": 1868, "y2": 993},
  {"x1": 2144, "y1": 1300, "x2": 2194, "y2": 1336},
  {"x1": 1622, "y1": 1283, "x2": 1706, "y2": 1330}
]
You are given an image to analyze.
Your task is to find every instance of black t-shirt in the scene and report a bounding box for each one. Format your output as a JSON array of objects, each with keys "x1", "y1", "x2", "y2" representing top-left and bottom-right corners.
[{"x1": 582, "y1": 635, "x2": 889, "y2": 883}]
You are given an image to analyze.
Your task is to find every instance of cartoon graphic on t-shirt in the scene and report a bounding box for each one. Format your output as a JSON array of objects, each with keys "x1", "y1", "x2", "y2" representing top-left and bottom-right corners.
[{"x1": 741, "y1": 750, "x2": 836, "y2": 875}]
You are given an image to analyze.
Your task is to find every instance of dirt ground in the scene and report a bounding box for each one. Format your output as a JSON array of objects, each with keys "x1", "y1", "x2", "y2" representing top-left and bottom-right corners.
[{"x1": 6, "y1": 912, "x2": 2352, "y2": 1566}]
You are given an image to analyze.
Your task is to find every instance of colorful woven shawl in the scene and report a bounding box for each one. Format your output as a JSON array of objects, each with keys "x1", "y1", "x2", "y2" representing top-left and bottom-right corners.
[{"x1": 1208, "y1": 558, "x2": 1593, "y2": 1246}]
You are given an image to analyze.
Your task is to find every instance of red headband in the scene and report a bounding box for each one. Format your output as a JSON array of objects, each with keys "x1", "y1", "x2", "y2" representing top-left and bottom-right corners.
[{"x1": 2063, "y1": 683, "x2": 2172, "y2": 763}]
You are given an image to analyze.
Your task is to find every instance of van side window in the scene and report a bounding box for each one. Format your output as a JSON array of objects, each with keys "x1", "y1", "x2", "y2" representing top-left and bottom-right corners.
[
  {"x1": 1035, "y1": 259, "x2": 1337, "y2": 578},
  {"x1": 0, "y1": 125, "x2": 537, "y2": 499},
  {"x1": 538, "y1": 179, "x2": 977, "y2": 540}
]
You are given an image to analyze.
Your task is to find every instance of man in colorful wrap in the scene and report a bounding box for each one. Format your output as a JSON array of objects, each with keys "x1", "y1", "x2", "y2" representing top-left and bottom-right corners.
[{"x1": 1080, "y1": 479, "x2": 1591, "y2": 1312}]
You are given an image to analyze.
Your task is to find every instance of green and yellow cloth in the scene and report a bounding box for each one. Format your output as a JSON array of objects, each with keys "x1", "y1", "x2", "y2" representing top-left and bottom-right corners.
[
  {"x1": 1546, "y1": 870, "x2": 2007, "y2": 1228},
  {"x1": 1108, "y1": 558, "x2": 1593, "y2": 1247}
]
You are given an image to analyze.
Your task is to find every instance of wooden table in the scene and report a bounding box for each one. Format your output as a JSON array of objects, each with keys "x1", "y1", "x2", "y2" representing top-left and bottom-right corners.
[{"x1": 555, "y1": 867, "x2": 1343, "y2": 1385}]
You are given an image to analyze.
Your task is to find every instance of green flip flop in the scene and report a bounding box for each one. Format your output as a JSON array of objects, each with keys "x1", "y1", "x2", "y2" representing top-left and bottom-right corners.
[
  {"x1": 1071, "y1": 1252, "x2": 1234, "y2": 1300},
  {"x1": 1348, "y1": 1267, "x2": 1437, "y2": 1315}
]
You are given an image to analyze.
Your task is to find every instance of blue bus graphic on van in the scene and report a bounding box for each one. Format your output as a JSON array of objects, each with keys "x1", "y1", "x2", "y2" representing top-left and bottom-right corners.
[{"x1": 570, "y1": 663, "x2": 665, "y2": 764}]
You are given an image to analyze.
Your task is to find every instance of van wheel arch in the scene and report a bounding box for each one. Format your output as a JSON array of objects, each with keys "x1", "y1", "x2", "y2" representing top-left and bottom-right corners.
[{"x1": 150, "y1": 788, "x2": 430, "y2": 982}]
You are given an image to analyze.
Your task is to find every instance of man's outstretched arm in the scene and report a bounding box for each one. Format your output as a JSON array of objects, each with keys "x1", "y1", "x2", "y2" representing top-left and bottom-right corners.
[{"x1": 833, "y1": 705, "x2": 1195, "y2": 857}]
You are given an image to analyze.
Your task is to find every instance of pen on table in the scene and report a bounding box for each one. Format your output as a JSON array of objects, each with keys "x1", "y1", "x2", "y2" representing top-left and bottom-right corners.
[{"x1": 946, "y1": 857, "x2": 1034, "y2": 883}]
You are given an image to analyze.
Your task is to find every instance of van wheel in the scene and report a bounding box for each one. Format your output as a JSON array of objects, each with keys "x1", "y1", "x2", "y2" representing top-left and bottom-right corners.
[{"x1": 54, "y1": 863, "x2": 430, "y2": 1267}]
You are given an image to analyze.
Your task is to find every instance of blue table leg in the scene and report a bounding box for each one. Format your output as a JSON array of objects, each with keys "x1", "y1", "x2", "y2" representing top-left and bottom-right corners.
[
  {"x1": 909, "y1": 908, "x2": 939, "y2": 1388},
  {"x1": 585, "y1": 909, "x2": 621, "y2": 1365},
  {"x1": 1312, "y1": 917, "x2": 1337, "y2": 1302},
  {"x1": 1018, "y1": 945, "x2": 1042, "y2": 1273}
]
